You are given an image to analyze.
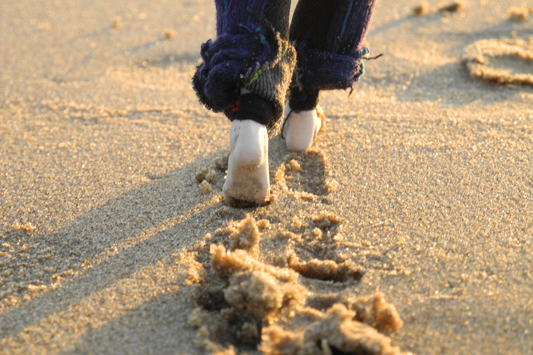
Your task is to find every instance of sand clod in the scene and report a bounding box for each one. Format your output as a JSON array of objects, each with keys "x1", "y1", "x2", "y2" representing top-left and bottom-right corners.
[
  {"x1": 164, "y1": 29, "x2": 176, "y2": 40},
  {"x1": 288, "y1": 159, "x2": 302, "y2": 172},
  {"x1": 287, "y1": 251, "x2": 363, "y2": 282},
  {"x1": 438, "y1": 1, "x2": 464, "y2": 12},
  {"x1": 280, "y1": 230, "x2": 303, "y2": 244},
  {"x1": 228, "y1": 217, "x2": 261, "y2": 256},
  {"x1": 260, "y1": 304, "x2": 407, "y2": 355},
  {"x1": 413, "y1": 3, "x2": 429, "y2": 15},
  {"x1": 11, "y1": 222, "x2": 37, "y2": 232},
  {"x1": 324, "y1": 178, "x2": 339, "y2": 193},
  {"x1": 508, "y1": 6, "x2": 530, "y2": 22},
  {"x1": 257, "y1": 219, "x2": 271, "y2": 230},
  {"x1": 209, "y1": 243, "x2": 303, "y2": 322},
  {"x1": 306, "y1": 291, "x2": 404, "y2": 332},
  {"x1": 224, "y1": 270, "x2": 285, "y2": 319},
  {"x1": 214, "y1": 152, "x2": 230, "y2": 171},
  {"x1": 196, "y1": 167, "x2": 217, "y2": 183},
  {"x1": 192, "y1": 217, "x2": 407, "y2": 354},
  {"x1": 112, "y1": 16, "x2": 122, "y2": 29},
  {"x1": 291, "y1": 216, "x2": 303, "y2": 229},
  {"x1": 210, "y1": 244, "x2": 300, "y2": 284},
  {"x1": 200, "y1": 180, "x2": 214, "y2": 194},
  {"x1": 280, "y1": 149, "x2": 330, "y2": 196},
  {"x1": 349, "y1": 293, "x2": 404, "y2": 331},
  {"x1": 312, "y1": 211, "x2": 340, "y2": 229}
]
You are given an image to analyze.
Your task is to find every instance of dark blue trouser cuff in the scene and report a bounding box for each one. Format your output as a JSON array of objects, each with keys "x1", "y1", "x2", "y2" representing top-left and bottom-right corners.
[{"x1": 234, "y1": 94, "x2": 274, "y2": 127}]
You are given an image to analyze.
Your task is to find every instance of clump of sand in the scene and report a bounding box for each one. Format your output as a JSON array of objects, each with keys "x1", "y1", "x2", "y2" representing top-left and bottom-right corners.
[
  {"x1": 306, "y1": 291, "x2": 404, "y2": 332},
  {"x1": 257, "y1": 219, "x2": 271, "y2": 230},
  {"x1": 112, "y1": 16, "x2": 122, "y2": 29},
  {"x1": 312, "y1": 211, "x2": 340, "y2": 229},
  {"x1": 12, "y1": 221, "x2": 37, "y2": 232},
  {"x1": 438, "y1": 1, "x2": 464, "y2": 13},
  {"x1": 228, "y1": 217, "x2": 261, "y2": 257},
  {"x1": 189, "y1": 217, "x2": 408, "y2": 355},
  {"x1": 197, "y1": 167, "x2": 217, "y2": 194},
  {"x1": 260, "y1": 304, "x2": 405, "y2": 355},
  {"x1": 508, "y1": 6, "x2": 531, "y2": 22},
  {"x1": 164, "y1": 29, "x2": 176, "y2": 40},
  {"x1": 211, "y1": 243, "x2": 303, "y2": 320},
  {"x1": 200, "y1": 181, "x2": 213, "y2": 194},
  {"x1": 275, "y1": 210, "x2": 359, "y2": 269},
  {"x1": 196, "y1": 167, "x2": 217, "y2": 183},
  {"x1": 413, "y1": 3, "x2": 429, "y2": 16},
  {"x1": 462, "y1": 38, "x2": 533, "y2": 86},
  {"x1": 214, "y1": 152, "x2": 230, "y2": 171},
  {"x1": 287, "y1": 251, "x2": 363, "y2": 282},
  {"x1": 288, "y1": 159, "x2": 302, "y2": 172},
  {"x1": 315, "y1": 105, "x2": 327, "y2": 131}
]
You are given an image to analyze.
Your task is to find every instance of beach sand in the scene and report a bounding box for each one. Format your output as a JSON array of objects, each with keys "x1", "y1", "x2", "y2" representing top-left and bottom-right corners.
[{"x1": 0, "y1": 0, "x2": 532, "y2": 354}]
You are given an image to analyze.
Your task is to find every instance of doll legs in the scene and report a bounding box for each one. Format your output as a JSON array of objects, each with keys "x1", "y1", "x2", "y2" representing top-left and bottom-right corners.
[{"x1": 193, "y1": 0, "x2": 376, "y2": 202}]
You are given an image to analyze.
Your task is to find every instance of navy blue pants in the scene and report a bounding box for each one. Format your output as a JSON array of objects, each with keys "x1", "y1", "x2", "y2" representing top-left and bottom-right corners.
[{"x1": 194, "y1": 0, "x2": 377, "y2": 128}]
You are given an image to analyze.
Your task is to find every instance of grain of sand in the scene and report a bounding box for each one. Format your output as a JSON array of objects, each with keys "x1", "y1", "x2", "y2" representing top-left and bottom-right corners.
[{"x1": 0, "y1": 0, "x2": 532, "y2": 354}]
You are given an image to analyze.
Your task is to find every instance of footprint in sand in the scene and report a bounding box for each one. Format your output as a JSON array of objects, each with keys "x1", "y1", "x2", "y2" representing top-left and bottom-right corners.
[
  {"x1": 462, "y1": 38, "x2": 533, "y2": 86},
  {"x1": 206, "y1": 146, "x2": 339, "y2": 206},
  {"x1": 185, "y1": 217, "x2": 408, "y2": 355},
  {"x1": 183, "y1": 126, "x2": 406, "y2": 354},
  {"x1": 275, "y1": 148, "x2": 339, "y2": 200},
  {"x1": 284, "y1": 212, "x2": 364, "y2": 284}
]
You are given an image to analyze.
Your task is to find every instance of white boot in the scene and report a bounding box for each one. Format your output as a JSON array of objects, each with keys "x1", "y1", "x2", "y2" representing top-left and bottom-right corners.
[
  {"x1": 282, "y1": 105, "x2": 323, "y2": 151},
  {"x1": 223, "y1": 119, "x2": 270, "y2": 204}
]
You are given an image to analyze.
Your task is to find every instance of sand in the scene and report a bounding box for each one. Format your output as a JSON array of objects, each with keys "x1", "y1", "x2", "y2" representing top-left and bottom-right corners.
[
  {"x1": 462, "y1": 37, "x2": 533, "y2": 85},
  {"x1": 188, "y1": 217, "x2": 405, "y2": 354},
  {"x1": 0, "y1": 0, "x2": 532, "y2": 354}
]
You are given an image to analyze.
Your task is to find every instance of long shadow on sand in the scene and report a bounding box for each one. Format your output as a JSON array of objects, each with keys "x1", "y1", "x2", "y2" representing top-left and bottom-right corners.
[
  {"x1": 134, "y1": 52, "x2": 201, "y2": 68},
  {"x1": 391, "y1": 19, "x2": 533, "y2": 106},
  {"x1": 394, "y1": 61, "x2": 533, "y2": 106},
  {"x1": 0, "y1": 151, "x2": 235, "y2": 342},
  {"x1": 0, "y1": 134, "x2": 330, "y2": 353}
]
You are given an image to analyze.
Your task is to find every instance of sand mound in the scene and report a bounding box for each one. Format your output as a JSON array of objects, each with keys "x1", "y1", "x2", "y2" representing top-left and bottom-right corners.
[
  {"x1": 462, "y1": 38, "x2": 533, "y2": 86},
  {"x1": 260, "y1": 303, "x2": 403, "y2": 355},
  {"x1": 188, "y1": 217, "x2": 409, "y2": 355},
  {"x1": 11, "y1": 221, "x2": 38, "y2": 232},
  {"x1": 438, "y1": 1, "x2": 464, "y2": 13},
  {"x1": 196, "y1": 167, "x2": 217, "y2": 183},
  {"x1": 508, "y1": 6, "x2": 532, "y2": 22},
  {"x1": 228, "y1": 217, "x2": 261, "y2": 257},
  {"x1": 287, "y1": 252, "x2": 363, "y2": 283},
  {"x1": 413, "y1": 3, "x2": 429, "y2": 16}
]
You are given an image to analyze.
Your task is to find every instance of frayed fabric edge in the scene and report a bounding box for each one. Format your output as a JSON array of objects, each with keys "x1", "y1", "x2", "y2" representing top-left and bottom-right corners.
[
  {"x1": 292, "y1": 41, "x2": 370, "y2": 93},
  {"x1": 192, "y1": 19, "x2": 296, "y2": 134}
]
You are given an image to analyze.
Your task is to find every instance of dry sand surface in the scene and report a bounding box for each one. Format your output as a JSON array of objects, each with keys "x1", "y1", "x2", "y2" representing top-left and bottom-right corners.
[{"x1": 1, "y1": 0, "x2": 532, "y2": 354}]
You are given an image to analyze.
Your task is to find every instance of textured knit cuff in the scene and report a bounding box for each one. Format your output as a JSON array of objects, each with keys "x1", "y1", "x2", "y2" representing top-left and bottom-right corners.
[
  {"x1": 289, "y1": 87, "x2": 319, "y2": 111},
  {"x1": 292, "y1": 41, "x2": 369, "y2": 92},
  {"x1": 192, "y1": 20, "x2": 296, "y2": 132},
  {"x1": 235, "y1": 93, "x2": 274, "y2": 127}
]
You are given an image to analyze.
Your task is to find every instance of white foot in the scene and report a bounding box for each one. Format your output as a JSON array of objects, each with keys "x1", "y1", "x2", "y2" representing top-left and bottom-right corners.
[
  {"x1": 282, "y1": 105, "x2": 324, "y2": 151},
  {"x1": 223, "y1": 119, "x2": 270, "y2": 204}
]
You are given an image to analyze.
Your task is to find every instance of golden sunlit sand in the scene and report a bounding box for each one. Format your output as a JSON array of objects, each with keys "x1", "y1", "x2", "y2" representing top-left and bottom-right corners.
[{"x1": 0, "y1": 0, "x2": 531, "y2": 354}]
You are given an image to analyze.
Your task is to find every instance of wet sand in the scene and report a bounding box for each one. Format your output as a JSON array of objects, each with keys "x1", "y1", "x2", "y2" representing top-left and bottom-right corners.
[{"x1": 0, "y1": 0, "x2": 532, "y2": 354}]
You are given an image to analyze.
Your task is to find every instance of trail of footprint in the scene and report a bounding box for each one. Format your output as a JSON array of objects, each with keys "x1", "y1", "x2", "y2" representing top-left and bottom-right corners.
[
  {"x1": 280, "y1": 212, "x2": 364, "y2": 283},
  {"x1": 196, "y1": 146, "x2": 339, "y2": 206},
  {"x1": 275, "y1": 148, "x2": 339, "y2": 200},
  {"x1": 462, "y1": 37, "x2": 533, "y2": 86},
  {"x1": 185, "y1": 217, "x2": 410, "y2": 355},
  {"x1": 183, "y1": 122, "x2": 408, "y2": 354}
]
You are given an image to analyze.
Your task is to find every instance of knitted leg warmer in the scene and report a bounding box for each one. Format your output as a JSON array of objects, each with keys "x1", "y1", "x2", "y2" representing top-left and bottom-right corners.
[{"x1": 192, "y1": 0, "x2": 295, "y2": 132}]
